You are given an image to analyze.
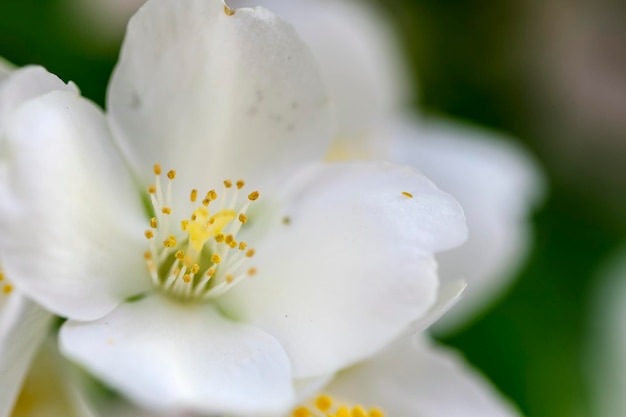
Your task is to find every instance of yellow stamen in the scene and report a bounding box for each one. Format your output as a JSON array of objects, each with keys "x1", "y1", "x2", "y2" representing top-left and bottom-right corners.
[
  {"x1": 150, "y1": 217, "x2": 157, "y2": 228},
  {"x1": 190, "y1": 189, "x2": 198, "y2": 202},
  {"x1": 245, "y1": 249, "x2": 255, "y2": 258},
  {"x1": 183, "y1": 274, "x2": 191, "y2": 283},
  {"x1": 238, "y1": 213, "x2": 248, "y2": 224},
  {"x1": 236, "y1": 179, "x2": 245, "y2": 189},
  {"x1": 316, "y1": 395, "x2": 333, "y2": 412},
  {"x1": 247, "y1": 267, "x2": 257, "y2": 276},
  {"x1": 352, "y1": 406, "x2": 367, "y2": 417},
  {"x1": 369, "y1": 409, "x2": 385, "y2": 417},
  {"x1": 401, "y1": 191, "x2": 413, "y2": 198},
  {"x1": 153, "y1": 163, "x2": 162, "y2": 175},
  {"x1": 162, "y1": 207, "x2": 172, "y2": 215},
  {"x1": 239, "y1": 242, "x2": 247, "y2": 250},
  {"x1": 292, "y1": 407, "x2": 308, "y2": 417},
  {"x1": 144, "y1": 230, "x2": 154, "y2": 239},
  {"x1": 167, "y1": 170, "x2": 176, "y2": 180},
  {"x1": 3, "y1": 284, "x2": 13, "y2": 295},
  {"x1": 211, "y1": 254, "x2": 222, "y2": 264},
  {"x1": 248, "y1": 191, "x2": 260, "y2": 201},
  {"x1": 148, "y1": 185, "x2": 156, "y2": 194},
  {"x1": 175, "y1": 250, "x2": 185, "y2": 261},
  {"x1": 224, "y1": 179, "x2": 232, "y2": 188}
]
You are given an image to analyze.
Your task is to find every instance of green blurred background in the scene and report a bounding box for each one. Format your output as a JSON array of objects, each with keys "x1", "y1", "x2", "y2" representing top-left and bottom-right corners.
[{"x1": 2, "y1": 1, "x2": 626, "y2": 416}]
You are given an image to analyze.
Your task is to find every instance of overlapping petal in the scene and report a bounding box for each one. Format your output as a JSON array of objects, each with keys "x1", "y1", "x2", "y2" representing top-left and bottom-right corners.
[
  {"x1": 220, "y1": 162, "x2": 467, "y2": 377},
  {"x1": 390, "y1": 117, "x2": 544, "y2": 331},
  {"x1": 107, "y1": 0, "x2": 333, "y2": 198},
  {"x1": 61, "y1": 295, "x2": 294, "y2": 416},
  {"x1": 0, "y1": 90, "x2": 149, "y2": 321},
  {"x1": 326, "y1": 337, "x2": 522, "y2": 417}
]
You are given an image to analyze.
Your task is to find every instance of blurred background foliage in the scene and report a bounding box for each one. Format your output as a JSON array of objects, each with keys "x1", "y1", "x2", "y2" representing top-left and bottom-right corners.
[{"x1": 1, "y1": 0, "x2": 625, "y2": 416}]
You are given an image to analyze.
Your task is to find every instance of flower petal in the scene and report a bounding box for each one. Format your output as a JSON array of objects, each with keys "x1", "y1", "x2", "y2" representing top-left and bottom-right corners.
[
  {"x1": 0, "y1": 90, "x2": 150, "y2": 321},
  {"x1": 220, "y1": 162, "x2": 467, "y2": 377},
  {"x1": 107, "y1": 0, "x2": 332, "y2": 197},
  {"x1": 0, "y1": 66, "x2": 78, "y2": 129},
  {"x1": 326, "y1": 337, "x2": 522, "y2": 417},
  {"x1": 230, "y1": 0, "x2": 411, "y2": 152},
  {"x1": 0, "y1": 293, "x2": 53, "y2": 417},
  {"x1": 60, "y1": 295, "x2": 295, "y2": 416},
  {"x1": 390, "y1": 117, "x2": 544, "y2": 332}
]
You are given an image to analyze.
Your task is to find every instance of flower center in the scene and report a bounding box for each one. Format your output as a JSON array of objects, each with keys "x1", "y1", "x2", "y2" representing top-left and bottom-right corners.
[
  {"x1": 292, "y1": 395, "x2": 386, "y2": 417},
  {"x1": 143, "y1": 164, "x2": 259, "y2": 301},
  {"x1": 0, "y1": 267, "x2": 13, "y2": 297}
]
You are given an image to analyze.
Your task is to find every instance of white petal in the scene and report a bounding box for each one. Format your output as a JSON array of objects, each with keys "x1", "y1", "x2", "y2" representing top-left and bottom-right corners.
[
  {"x1": 107, "y1": 0, "x2": 332, "y2": 198},
  {"x1": 0, "y1": 90, "x2": 150, "y2": 321},
  {"x1": 326, "y1": 337, "x2": 522, "y2": 417},
  {"x1": 220, "y1": 162, "x2": 467, "y2": 377},
  {"x1": 0, "y1": 294, "x2": 53, "y2": 417},
  {"x1": 60, "y1": 295, "x2": 295, "y2": 416},
  {"x1": 390, "y1": 117, "x2": 544, "y2": 332},
  {"x1": 588, "y1": 246, "x2": 626, "y2": 417},
  {"x1": 0, "y1": 66, "x2": 78, "y2": 129},
  {"x1": 230, "y1": 0, "x2": 411, "y2": 152}
]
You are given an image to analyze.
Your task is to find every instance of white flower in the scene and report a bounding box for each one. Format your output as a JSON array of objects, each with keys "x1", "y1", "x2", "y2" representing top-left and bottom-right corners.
[
  {"x1": 0, "y1": 61, "x2": 80, "y2": 417},
  {"x1": 0, "y1": 0, "x2": 467, "y2": 415},
  {"x1": 241, "y1": 0, "x2": 544, "y2": 332}
]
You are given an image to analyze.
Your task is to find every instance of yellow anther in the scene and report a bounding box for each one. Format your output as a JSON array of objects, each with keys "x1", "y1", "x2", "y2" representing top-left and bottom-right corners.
[
  {"x1": 162, "y1": 207, "x2": 172, "y2": 215},
  {"x1": 206, "y1": 267, "x2": 216, "y2": 277},
  {"x1": 245, "y1": 249, "x2": 255, "y2": 258},
  {"x1": 225, "y1": 234, "x2": 234, "y2": 245},
  {"x1": 224, "y1": 179, "x2": 233, "y2": 188},
  {"x1": 236, "y1": 179, "x2": 245, "y2": 189},
  {"x1": 183, "y1": 274, "x2": 191, "y2": 283},
  {"x1": 181, "y1": 220, "x2": 189, "y2": 231},
  {"x1": 191, "y1": 264, "x2": 200, "y2": 274},
  {"x1": 229, "y1": 241, "x2": 237, "y2": 248},
  {"x1": 144, "y1": 251, "x2": 152, "y2": 260},
  {"x1": 336, "y1": 406, "x2": 350, "y2": 417},
  {"x1": 153, "y1": 163, "x2": 162, "y2": 175},
  {"x1": 215, "y1": 233, "x2": 225, "y2": 243},
  {"x1": 248, "y1": 191, "x2": 260, "y2": 201},
  {"x1": 352, "y1": 406, "x2": 367, "y2": 417},
  {"x1": 226, "y1": 275, "x2": 234, "y2": 283},
  {"x1": 175, "y1": 250, "x2": 185, "y2": 261},
  {"x1": 208, "y1": 190, "x2": 218, "y2": 200},
  {"x1": 163, "y1": 235, "x2": 177, "y2": 248},
  {"x1": 0, "y1": 272, "x2": 4, "y2": 281},
  {"x1": 150, "y1": 217, "x2": 157, "y2": 228},
  {"x1": 292, "y1": 407, "x2": 309, "y2": 417},
  {"x1": 223, "y1": 3, "x2": 236, "y2": 16},
  {"x1": 211, "y1": 254, "x2": 222, "y2": 264},
  {"x1": 401, "y1": 191, "x2": 413, "y2": 198},
  {"x1": 148, "y1": 185, "x2": 157, "y2": 194},
  {"x1": 239, "y1": 242, "x2": 247, "y2": 250},
  {"x1": 167, "y1": 170, "x2": 176, "y2": 180},
  {"x1": 202, "y1": 198, "x2": 211, "y2": 207},
  {"x1": 238, "y1": 213, "x2": 248, "y2": 224},
  {"x1": 368, "y1": 408, "x2": 385, "y2": 417},
  {"x1": 190, "y1": 189, "x2": 198, "y2": 202},
  {"x1": 144, "y1": 230, "x2": 154, "y2": 239},
  {"x1": 247, "y1": 267, "x2": 257, "y2": 276},
  {"x1": 316, "y1": 395, "x2": 333, "y2": 412},
  {"x1": 3, "y1": 284, "x2": 13, "y2": 295}
]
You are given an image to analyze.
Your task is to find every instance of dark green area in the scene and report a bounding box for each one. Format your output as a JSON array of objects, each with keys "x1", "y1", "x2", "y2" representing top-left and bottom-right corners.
[{"x1": 1, "y1": 1, "x2": 624, "y2": 416}]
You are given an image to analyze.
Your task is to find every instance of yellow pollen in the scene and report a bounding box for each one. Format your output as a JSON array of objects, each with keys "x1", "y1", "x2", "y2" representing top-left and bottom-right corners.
[
  {"x1": 226, "y1": 275, "x2": 234, "y2": 283},
  {"x1": 190, "y1": 189, "x2": 198, "y2": 202},
  {"x1": 167, "y1": 169, "x2": 176, "y2": 180},
  {"x1": 162, "y1": 207, "x2": 172, "y2": 215},
  {"x1": 163, "y1": 235, "x2": 177, "y2": 248},
  {"x1": 247, "y1": 267, "x2": 257, "y2": 276},
  {"x1": 229, "y1": 241, "x2": 237, "y2": 248},
  {"x1": 202, "y1": 198, "x2": 211, "y2": 207},
  {"x1": 223, "y1": 3, "x2": 236, "y2": 16},
  {"x1": 248, "y1": 191, "x2": 260, "y2": 201},
  {"x1": 181, "y1": 220, "x2": 189, "y2": 231},
  {"x1": 144, "y1": 230, "x2": 154, "y2": 239},
  {"x1": 245, "y1": 249, "x2": 255, "y2": 258},
  {"x1": 224, "y1": 179, "x2": 233, "y2": 188},
  {"x1": 208, "y1": 190, "x2": 218, "y2": 200},
  {"x1": 150, "y1": 217, "x2": 157, "y2": 228},
  {"x1": 352, "y1": 406, "x2": 367, "y2": 417},
  {"x1": 316, "y1": 395, "x2": 333, "y2": 412},
  {"x1": 3, "y1": 284, "x2": 13, "y2": 295},
  {"x1": 175, "y1": 250, "x2": 185, "y2": 261},
  {"x1": 0, "y1": 271, "x2": 3, "y2": 281},
  {"x1": 236, "y1": 179, "x2": 245, "y2": 189},
  {"x1": 191, "y1": 264, "x2": 200, "y2": 274},
  {"x1": 143, "y1": 251, "x2": 152, "y2": 260},
  {"x1": 238, "y1": 213, "x2": 248, "y2": 223},
  {"x1": 211, "y1": 254, "x2": 222, "y2": 264},
  {"x1": 153, "y1": 163, "x2": 162, "y2": 175},
  {"x1": 239, "y1": 242, "x2": 247, "y2": 250},
  {"x1": 336, "y1": 406, "x2": 350, "y2": 417},
  {"x1": 183, "y1": 274, "x2": 191, "y2": 283},
  {"x1": 369, "y1": 408, "x2": 385, "y2": 417},
  {"x1": 225, "y1": 235, "x2": 234, "y2": 245},
  {"x1": 401, "y1": 191, "x2": 413, "y2": 198},
  {"x1": 148, "y1": 185, "x2": 156, "y2": 194},
  {"x1": 206, "y1": 267, "x2": 216, "y2": 277},
  {"x1": 215, "y1": 233, "x2": 225, "y2": 243},
  {"x1": 293, "y1": 407, "x2": 309, "y2": 417}
]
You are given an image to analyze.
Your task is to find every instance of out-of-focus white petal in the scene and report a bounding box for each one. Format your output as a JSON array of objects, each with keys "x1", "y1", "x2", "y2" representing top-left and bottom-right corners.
[
  {"x1": 0, "y1": 295, "x2": 52, "y2": 417},
  {"x1": 231, "y1": 0, "x2": 411, "y2": 156},
  {"x1": 587, "y1": 245, "x2": 626, "y2": 417},
  {"x1": 220, "y1": 162, "x2": 467, "y2": 378},
  {"x1": 60, "y1": 295, "x2": 294, "y2": 416},
  {"x1": 0, "y1": 66, "x2": 78, "y2": 129},
  {"x1": 390, "y1": 117, "x2": 544, "y2": 332},
  {"x1": 326, "y1": 337, "x2": 522, "y2": 417},
  {"x1": 0, "y1": 90, "x2": 150, "y2": 321},
  {"x1": 107, "y1": 0, "x2": 332, "y2": 198}
]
